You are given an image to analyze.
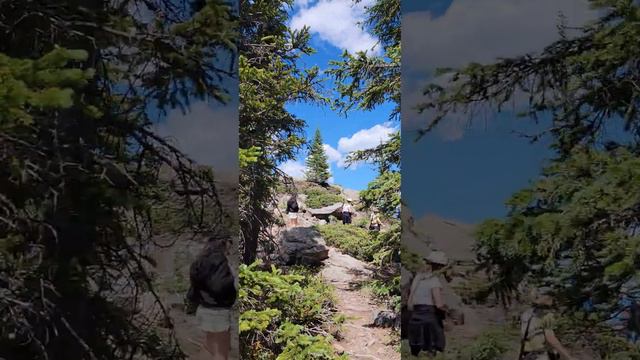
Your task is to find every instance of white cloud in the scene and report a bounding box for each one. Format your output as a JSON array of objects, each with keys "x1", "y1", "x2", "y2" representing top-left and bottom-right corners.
[
  {"x1": 290, "y1": 0, "x2": 380, "y2": 55},
  {"x1": 155, "y1": 101, "x2": 238, "y2": 176},
  {"x1": 323, "y1": 144, "x2": 343, "y2": 163},
  {"x1": 403, "y1": 0, "x2": 595, "y2": 74},
  {"x1": 285, "y1": 124, "x2": 397, "y2": 177},
  {"x1": 279, "y1": 160, "x2": 307, "y2": 179},
  {"x1": 337, "y1": 123, "x2": 396, "y2": 153},
  {"x1": 402, "y1": 0, "x2": 597, "y2": 138}
]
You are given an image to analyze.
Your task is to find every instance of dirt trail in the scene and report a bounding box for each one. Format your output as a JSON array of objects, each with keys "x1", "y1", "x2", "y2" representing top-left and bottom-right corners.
[{"x1": 321, "y1": 247, "x2": 399, "y2": 360}]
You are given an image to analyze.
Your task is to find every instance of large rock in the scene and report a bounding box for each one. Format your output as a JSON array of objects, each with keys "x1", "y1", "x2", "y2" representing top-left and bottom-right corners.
[
  {"x1": 280, "y1": 227, "x2": 330, "y2": 265},
  {"x1": 372, "y1": 310, "x2": 399, "y2": 328},
  {"x1": 307, "y1": 203, "x2": 344, "y2": 221}
]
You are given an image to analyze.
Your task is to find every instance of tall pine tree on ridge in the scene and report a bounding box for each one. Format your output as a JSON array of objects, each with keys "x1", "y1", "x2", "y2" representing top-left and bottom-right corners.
[{"x1": 305, "y1": 129, "x2": 331, "y2": 185}]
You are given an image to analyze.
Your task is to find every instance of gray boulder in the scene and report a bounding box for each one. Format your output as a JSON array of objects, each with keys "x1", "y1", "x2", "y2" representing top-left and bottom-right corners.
[
  {"x1": 280, "y1": 227, "x2": 329, "y2": 265},
  {"x1": 308, "y1": 203, "x2": 344, "y2": 221},
  {"x1": 372, "y1": 310, "x2": 399, "y2": 328}
]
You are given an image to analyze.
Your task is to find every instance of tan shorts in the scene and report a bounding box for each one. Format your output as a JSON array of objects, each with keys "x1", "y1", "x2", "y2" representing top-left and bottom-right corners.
[
  {"x1": 288, "y1": 212, "x2": 298, "y2": 219},
  {"x1": 195, "y1": 306, "x2": 231, "y2": 333}
]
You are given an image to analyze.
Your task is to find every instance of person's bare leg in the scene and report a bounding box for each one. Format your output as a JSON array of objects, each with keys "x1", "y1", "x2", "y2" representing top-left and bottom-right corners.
[{"x1": 204, "y1": 330, "x2": 230, "y2": 359}]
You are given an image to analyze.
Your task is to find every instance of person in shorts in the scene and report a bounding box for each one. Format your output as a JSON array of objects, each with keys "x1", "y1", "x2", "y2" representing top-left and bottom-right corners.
[
  {"x1": 186, "y1": 235, "x2": 237, "y2": 359},
  {"x1": 286, "y1": 193, "x2": 300, "y2": 227}
]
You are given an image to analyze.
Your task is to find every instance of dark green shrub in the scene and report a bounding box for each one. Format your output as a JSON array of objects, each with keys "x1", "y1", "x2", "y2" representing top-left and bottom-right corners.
[
  {"x1": 303, "y1": 186, "x2": 343, "y2": 209},
  {"x1": 239, "y1": 262, "x2": 346, "y2": 360}
]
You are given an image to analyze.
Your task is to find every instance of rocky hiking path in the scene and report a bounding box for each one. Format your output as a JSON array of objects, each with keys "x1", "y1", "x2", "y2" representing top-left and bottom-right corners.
[{"x1": 321, "y1": 247, "x2": 399, "y2": 360}]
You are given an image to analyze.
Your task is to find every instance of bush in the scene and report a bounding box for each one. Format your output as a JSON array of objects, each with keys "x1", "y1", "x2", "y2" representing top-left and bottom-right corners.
[
  {"x1": 456, "y1": 328, "x2": 513, "y2": 360},
  {"x1": 402, "y1": 326, "x2": 517, "y2": 360},
  {"x1": 367, "y1": 276, "x2": 401, "y2": 311},
  {"x1": 317, "y1": 222, "x2": 400, "y2": 308},
  {"x1": 239, "y1": 262, "x2": 346, "y2": 360},
  {"x1": 303, "y1": 185, "x2": 343, "y2": 209},
  {"x1": 316, "y1": 223, "x2": 375, "y2": 261},
  {"x1": 554, "y1": 315, "x2": 640, "y2": 359}
]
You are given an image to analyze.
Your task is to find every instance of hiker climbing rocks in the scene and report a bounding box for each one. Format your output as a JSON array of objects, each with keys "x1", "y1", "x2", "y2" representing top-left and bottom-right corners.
[
  {"x1": 519, "y1": 287, "x2": 576, "y2": 360},
  {"x1": 407, "y1": 251, "x2": 449, "y2": 356},
  {"x1": 369, "y1": 207, "x2": 382, "y2": 231},
  {"x1": 286, "y1": 193, "x2": 300, "y2": 227},
  {"x1": 186, "y1": 235, "x2": 237, "y2": 359},
  {"x1": 342, "y1": 198, "x2": 353, "y2": 225}
]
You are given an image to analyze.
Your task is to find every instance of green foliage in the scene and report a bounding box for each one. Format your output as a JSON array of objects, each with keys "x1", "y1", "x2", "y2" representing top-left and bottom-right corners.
[
  {"x1": 0, "y1": 1, "x2": 237, "y2": 358},
  {"x1": 329, "y1": 0, "x2": 400, "y2": 118},
  {"x1": 366, "y1": 276, "x2": 401, "y2": 310},
  {"x1": 316, "y1": 222, "x2": 400, "y2": 267},
  {"x1": 316, "y1": 223, "x2": 376, "y2": 261},
  {"x1": 475, "y1": 147, "x2": 640, "y2": 308},
  {"x1": 345, "y1": 131, "x2": 400, "y2": 175},
  {"x1": 400, "y1": 246, "x2": 425, "y2": 273},
  {"x1": 359, "y1": 171, "x2": 400, "y2": 217},
  {"x1": 303, "y1": 185, "x2": 343, "y2": 209},
  {"x1": 327, "y1": 3, "x2": 401, "y2": 320},
  {"x1": 416, "y1": 1, "x2": 640, "y2": 154},
  {"x1": 452, "y1": 327, "x2": 516, "y2": 360},
  {"x1": 402, "y1": 326, "x2": 517, "y2": 360},
  {"x1": 239, "y1": 262, "x2": 345, "y2": 360},
  {"x1": 0, "y1": 48, "x2": 93, "y2": 127},
  {"x1": 306, "y1": 129, "x2": 331, "y2": 184},
  {"x1": 239, "y1": 0, "x2": 324, "y2": 263},
  {"x1": 241, "y1": 146, "x2": 262, "y2": 167},
  {"x1": 550, "y1": 314, "x2": 640, "y2": 359},
  {"x1": 328, "y1": 0, "x2": 400, "y2": 214}
]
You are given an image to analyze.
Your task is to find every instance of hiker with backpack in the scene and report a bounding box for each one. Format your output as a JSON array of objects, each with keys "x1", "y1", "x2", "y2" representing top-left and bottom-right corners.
[
  {"x1": 519, "y1": 287, "x2": 576, "y2": 360},
  {"x1": 406, "y1": 251, "x2": 449, "y2": 356},
  {"x1": 342, "y1": 198, "x2": 354, "y2": 225},
  {"x1": 286, "y1": 193, "x2": 300, "y2": 227},
  {"x1": 369, "y1": 207, "x2": 382, "y2": 231},
  {"x1": 186, "y1": 235, "x2": 237, "y2": 359}
]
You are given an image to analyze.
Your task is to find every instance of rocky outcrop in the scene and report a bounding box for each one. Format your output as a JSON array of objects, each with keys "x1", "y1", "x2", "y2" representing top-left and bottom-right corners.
[
  {"x1": 307, "y1": 203, "x2": 344, "y2": 221},
  {"x1": 279, "y1": 226, "x2": 330, "y2": 265}
]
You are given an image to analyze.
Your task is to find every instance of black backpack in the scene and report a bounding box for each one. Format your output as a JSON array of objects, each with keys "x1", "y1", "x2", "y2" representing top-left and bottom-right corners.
[
  {"x1": 187, "y1": 243, "x2": 237, "y2": 308},
  {"x1": 287, "y1": 197, "x2": 299, "y2": 213}
]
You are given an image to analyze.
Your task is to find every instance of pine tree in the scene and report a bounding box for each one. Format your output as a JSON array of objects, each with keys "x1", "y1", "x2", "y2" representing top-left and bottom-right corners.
[
  {"x1": 305, "y1": 129, "x2": 331, "y2": 184},
  {"x1": 0, "y1": 1, "x2": 237, "y2": 359},
  {"x1": 414, "y1": 3, "x2": 640, "y2": 346},
  {"x1": 238, "y1": 0, "x2": 322, "y2": 265}
]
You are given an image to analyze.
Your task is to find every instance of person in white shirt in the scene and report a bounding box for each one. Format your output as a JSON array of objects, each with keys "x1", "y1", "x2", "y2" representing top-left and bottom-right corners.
[
  {"x1": 407, "y1": 251, "x2": 449, "y2": 356},
  {"x1": 342, "y1": 198, "x2": 353, "y2": 224}
]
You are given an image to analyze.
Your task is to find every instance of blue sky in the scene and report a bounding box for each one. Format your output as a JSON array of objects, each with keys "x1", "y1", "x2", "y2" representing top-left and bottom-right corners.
[
  {"x1": 402, "y1": 0, "x2": 595, "y2": 223},
  {"x1": 278, "y1": 0, "x2": 397, "y2": 191}
]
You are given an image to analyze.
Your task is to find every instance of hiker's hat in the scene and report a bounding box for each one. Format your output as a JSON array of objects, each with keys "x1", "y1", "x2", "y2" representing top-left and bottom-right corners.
[
  {"x1": 425, "y1": 251, "x2": 448, "y2": 266},
  {"x1": 346, "y1": 198, "x2": 353, "y2": 203}
]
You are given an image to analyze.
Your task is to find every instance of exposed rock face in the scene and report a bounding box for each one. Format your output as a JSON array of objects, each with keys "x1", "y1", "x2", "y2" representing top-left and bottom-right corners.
[
  {"x1": 307, "y1": 203, "x2": 344, "y2": 221},
  {"x1": 279, "y1": 226, "x2": 330, "y2": 265}
]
